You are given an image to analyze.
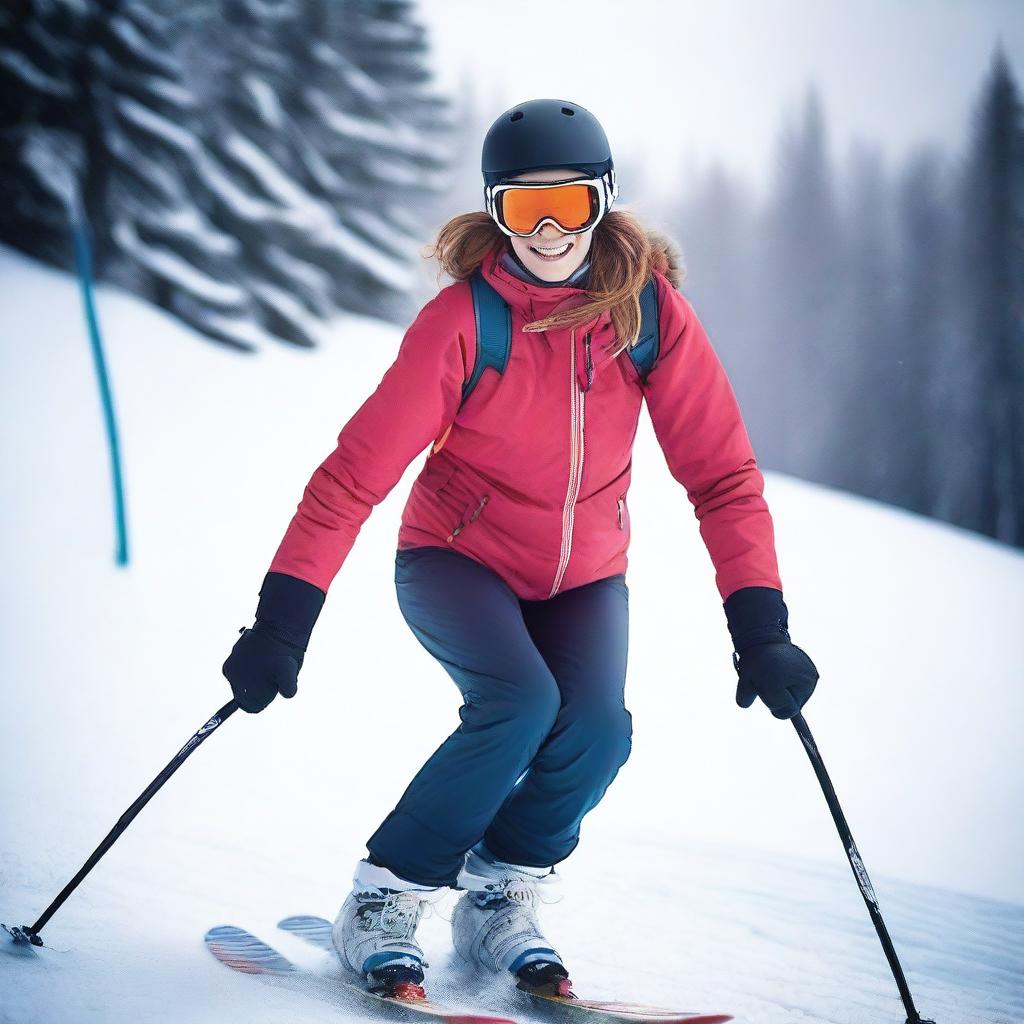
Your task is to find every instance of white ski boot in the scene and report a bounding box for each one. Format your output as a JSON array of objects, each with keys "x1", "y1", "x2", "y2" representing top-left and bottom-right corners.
[
  {"x1": 451, "y1": 842, "x2": 572, "y2": 996},
  {"x1": 332, "y1": 858, "x2": 447, "y2": 997}
]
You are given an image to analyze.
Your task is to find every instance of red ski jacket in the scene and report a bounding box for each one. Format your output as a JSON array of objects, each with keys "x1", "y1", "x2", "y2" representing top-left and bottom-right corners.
[{"x1": 268, "y1": 239, "x2": 782, "y2": 603}]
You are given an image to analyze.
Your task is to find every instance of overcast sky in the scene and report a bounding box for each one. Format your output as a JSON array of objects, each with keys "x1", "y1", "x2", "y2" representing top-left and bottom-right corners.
[{"x1": 421, "y1": 0, "x2": 1024, "y2": 204}]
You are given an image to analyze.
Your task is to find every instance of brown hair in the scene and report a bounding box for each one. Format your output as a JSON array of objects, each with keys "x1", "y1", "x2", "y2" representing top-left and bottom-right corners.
[{"x1": 423, "y1": 209, "x2": 685, "y2": 360}]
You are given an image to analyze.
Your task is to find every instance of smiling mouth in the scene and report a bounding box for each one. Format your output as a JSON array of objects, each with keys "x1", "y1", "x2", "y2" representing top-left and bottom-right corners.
[{"x1": 530, "y1": 239, "x2": 573, "y2": 260}]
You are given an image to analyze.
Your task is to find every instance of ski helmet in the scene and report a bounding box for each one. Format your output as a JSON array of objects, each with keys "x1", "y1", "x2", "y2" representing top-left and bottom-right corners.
[{"x1": 481, "y1": 98, "x2": 618, "y2": 195}]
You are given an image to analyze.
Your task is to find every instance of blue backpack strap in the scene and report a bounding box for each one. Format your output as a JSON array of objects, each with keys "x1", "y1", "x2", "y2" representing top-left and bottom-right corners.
[
  {"x1": 464, "y1": 267, "x2": 512, "y2": 404},
  {"x1": 628, "y1": 274, "x2": 660, "y2": 384}
]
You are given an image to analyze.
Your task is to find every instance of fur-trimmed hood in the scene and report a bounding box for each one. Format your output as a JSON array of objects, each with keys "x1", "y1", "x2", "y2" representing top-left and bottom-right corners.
[{"x1": 645, "y1": 228, "x2": 686, "y2": 290}]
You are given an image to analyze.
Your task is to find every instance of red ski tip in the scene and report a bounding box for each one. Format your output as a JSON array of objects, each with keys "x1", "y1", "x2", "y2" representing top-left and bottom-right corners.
[
  {"x1": 444, "y1": 1018, "x2": 520, "y2": 1024},
  {"x1": 391, "y1": 981, "x2": 429, "y2": 1001}
]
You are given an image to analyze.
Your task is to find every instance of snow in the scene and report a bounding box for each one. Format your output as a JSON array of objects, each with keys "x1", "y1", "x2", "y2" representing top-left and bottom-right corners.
[
  {"x1": 309, "y1": 42, "x2": 388, "y2": 104},
  {"x1": 116, "y1": 95, "x2": 202, "y2": 157},
  {"x1": 136, "y1": 73, "x2": 195, "y2": 111},
  {"x1": 107, "y1": 14, "x2": 179, "y2": 79},
  {"x1": 23, "y1": 131, "x2": 80, "y2": 212},
  {"x1": 146, "y1": 206, "x2": 240, "y2": 259},
  {"x1": 264, "y1": 244, "x2": 334, "y2": 313},
  {"x1": 305, "y1": 89, "x2": 436, "y2": 158},
  {"x1": 296, "y1": 135, "x2": 351, "y2": 197},
  {"x1": 343, "y1": 204, "x2": 425, "y2": 260},
  {"x1": 113, "y1": 220, "x2": 247, "y2": 307},
  {"x1": 105, "y1": 129, "x2": 181, "y2": 207},
  {"x1": 0, "y1": 246, "x2": 1021, "y2": 1024},
  {"x1": 197, "y1": 309, "x2": 296, "y2": 351},
  {"x1": 364, "y1": 151, "x2": 452, "y2": 190},
  {"x1": 250, "y1": 278, "x2": 320, "y2": 329},
  {"x1": 204, "y1": 133, "x2": 417, "y2": 292},
  {"x1": 0, "y1": 48, "x2": 73, "y2": 99},
  {"x1": 244, "y1": 74, "x2": 285, "y2": 130}
]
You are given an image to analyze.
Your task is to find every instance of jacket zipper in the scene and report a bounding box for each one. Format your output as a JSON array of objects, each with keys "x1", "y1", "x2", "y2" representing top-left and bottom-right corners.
[
  {"x1": 548, "y1": 330, "x2": 589, "y2": 597},
  {"x1": 446, "y1": 494, "x2": 489, "y2": 543},
  {"x1": 617, "y1": 494, "x2": 625, "y2": 529}
]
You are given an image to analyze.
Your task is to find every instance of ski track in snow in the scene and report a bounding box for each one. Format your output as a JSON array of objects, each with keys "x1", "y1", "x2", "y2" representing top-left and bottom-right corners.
[
  {"x1": 1, "y1": 248, "x2": 1022, "y2": 1023},
  {"x1": 1, "y1": 835, "x2": 1021, "y2": 1024}
]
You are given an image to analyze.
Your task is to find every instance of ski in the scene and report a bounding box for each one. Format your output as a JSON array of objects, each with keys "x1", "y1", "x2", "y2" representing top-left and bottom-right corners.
[
  {"x1": 204, "y1": 922, "x2": 519, "y2": 1024},
  {"x1": 279, "y1": 915, "x2": 732, "y2": 1024},
  {"x1": 522, "y1": 993, "x2": 732, "y2": 1024}
]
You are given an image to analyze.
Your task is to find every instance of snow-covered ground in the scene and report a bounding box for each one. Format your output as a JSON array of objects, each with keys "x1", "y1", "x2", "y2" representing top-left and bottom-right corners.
[{"x1": 1, "y1": 247, "x2": 1021, "y2": 1023}]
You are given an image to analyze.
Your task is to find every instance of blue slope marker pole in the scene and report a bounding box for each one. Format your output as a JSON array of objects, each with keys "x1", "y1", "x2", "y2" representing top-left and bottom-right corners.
[{"x1": 73, "y1": 222, "x2": 129, "y2": 566}]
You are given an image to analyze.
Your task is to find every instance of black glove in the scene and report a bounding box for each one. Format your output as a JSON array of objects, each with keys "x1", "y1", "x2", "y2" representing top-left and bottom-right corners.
[
  {"x1": 223, "y1": 571, "x2": 326, "y2": 713},
  {"x1": 724, "y1": 586, "x2": 819, "y2": 720}
]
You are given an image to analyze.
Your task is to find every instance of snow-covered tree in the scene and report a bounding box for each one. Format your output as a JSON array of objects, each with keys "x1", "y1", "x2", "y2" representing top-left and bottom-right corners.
[
  {"x1": 170, "y1": 0, "x2": 455, "y2": 344},
  {"x1": 0, "y1": 0, "x2": 91, "y2": 268},
  {"x1": 0, "y1": 1, "x2": 256, "y2": 346},
  {"x1": 2, "y1": 0, "x2": 456, "y2": 349}
]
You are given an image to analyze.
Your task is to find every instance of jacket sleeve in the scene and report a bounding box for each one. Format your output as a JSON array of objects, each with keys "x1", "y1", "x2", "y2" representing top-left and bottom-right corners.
[
  {"x1": 267, "y1": 289, "x2": 470, "y2": 593},
  {"x1": 641, "y1": 279, "x2": 783, "y2": 602}
]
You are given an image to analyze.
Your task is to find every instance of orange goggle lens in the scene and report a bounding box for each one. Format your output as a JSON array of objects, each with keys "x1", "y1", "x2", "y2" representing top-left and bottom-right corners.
[{"x1": 498, "y1": 183, "x2": 599, "y2": 235}]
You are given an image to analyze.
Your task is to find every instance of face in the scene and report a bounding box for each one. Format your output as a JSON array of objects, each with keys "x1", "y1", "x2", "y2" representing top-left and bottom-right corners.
[{"x1": 505, "y1": 167, "x2": 596, "y2": 282}]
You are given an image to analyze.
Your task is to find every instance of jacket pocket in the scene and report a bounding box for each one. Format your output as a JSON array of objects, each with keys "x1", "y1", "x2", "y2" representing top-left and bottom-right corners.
[
  {"x1": 446, "y1": 493, "x2": 490, "y2": 543},
  {"x1": 421, "y1": 453, "x2": 458, "y2": 495}
]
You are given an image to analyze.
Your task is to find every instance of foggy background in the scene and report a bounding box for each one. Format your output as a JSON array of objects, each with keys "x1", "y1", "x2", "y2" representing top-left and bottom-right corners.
[{"x1": 3, "y1": 0, "x2": 1022, "y2": 545}]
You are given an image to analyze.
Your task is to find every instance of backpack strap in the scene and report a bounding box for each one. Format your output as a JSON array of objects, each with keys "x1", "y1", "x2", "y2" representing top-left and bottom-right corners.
[
  {"x1": 433, "y1": 270, "x2": 658, "y2": 456},
  {"x1": 463, "y1": 267, "x2": 512, "y2": 404},
  {"x1": 627, "y1": 274, "x2": 660, "y2": 385},
  {"x1": 430, "y1": 268, "x2": 512, "y2": 455}
]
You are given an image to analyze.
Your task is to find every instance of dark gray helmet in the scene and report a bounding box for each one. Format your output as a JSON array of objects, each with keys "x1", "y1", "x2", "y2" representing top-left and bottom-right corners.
[{"x1": 481, "y1": 98, "x2": 616, "y2": 187}]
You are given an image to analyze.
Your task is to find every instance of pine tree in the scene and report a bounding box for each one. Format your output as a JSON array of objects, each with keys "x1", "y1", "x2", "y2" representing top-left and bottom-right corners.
[
  {"x1": 0, "y1": 0, "x2": 253, "y2": 348},
  {"x1": 955, "y1": 46, "x2": 1024, "y2": 545},
  {"x1": 0, "y1": 0, "x2": 90, "y2": 267},
  {"x1": 827, "y1": 142, "x2": 901, "y2": 502},
  {"x1": 97, "y1": 0, "x2": 254, "y2": 346},
  {"x1": 891, "y1": 146, "x2": 956, "y2": 518},
  {"x1": 668, "y1": 162, "x2": 757, "y2": 425},
  {"x1": 754, "y1": 85, "x2": 844, "y2": 474},
  {"x1": 190, "y1": 0, "x2": 455, "y2": 344},
  {"x1": 2, "y1": 0, "x2": 457, "y2": 350}
]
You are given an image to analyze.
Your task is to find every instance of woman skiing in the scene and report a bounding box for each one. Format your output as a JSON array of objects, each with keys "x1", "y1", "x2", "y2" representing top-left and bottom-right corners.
[{"x1": 222, "y1": 98, "x2": 819, "y2": 1000}]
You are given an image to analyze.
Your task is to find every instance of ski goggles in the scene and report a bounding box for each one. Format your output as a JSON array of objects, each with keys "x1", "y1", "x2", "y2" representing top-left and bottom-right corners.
[{"x1": 484, "y1": 170, "x2": 617, "y2": 238}]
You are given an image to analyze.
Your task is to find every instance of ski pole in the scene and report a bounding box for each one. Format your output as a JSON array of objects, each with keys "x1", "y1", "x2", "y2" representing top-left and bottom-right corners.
[
  {"x1": 2, "y1": 699, "x2": 239, "y2": 948},
  {"x1": 792, "y1": 712, "x2": 935, "y2": 1024}
]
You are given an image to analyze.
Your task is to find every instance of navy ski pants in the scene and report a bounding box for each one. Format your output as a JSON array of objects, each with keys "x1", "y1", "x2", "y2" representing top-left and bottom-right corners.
[{"x1": 365, "y1": 545, "x2": 633, "y2": 888}]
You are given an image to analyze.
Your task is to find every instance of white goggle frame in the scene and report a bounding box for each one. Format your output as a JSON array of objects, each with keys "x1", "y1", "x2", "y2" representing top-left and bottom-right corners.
[{"x1": 484, "y1": 169, "x2": 618, "y2": 238}]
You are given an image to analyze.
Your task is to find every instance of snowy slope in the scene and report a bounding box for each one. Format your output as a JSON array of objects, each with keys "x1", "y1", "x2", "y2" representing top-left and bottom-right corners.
[{"x1": 1, "y1": 248, "x2": 1021, "y2": 1024}]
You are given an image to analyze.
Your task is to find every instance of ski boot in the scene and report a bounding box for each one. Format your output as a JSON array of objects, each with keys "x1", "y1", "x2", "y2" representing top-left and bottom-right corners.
[
  {"x1": 452, "y1": 842, "x2": 572, "y2": 997},
  {"x1": 332, "y1": 858, "x2": 447, "y2": 998}
]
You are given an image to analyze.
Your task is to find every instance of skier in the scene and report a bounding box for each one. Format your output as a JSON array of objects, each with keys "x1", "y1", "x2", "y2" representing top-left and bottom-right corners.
[{"x1": 222, "y1": 98, "x2": 819, "y2": 1000}]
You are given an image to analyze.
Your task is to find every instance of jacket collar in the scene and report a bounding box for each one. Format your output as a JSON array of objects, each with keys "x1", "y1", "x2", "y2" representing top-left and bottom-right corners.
[
  {"x1": 478, "y1": 244, "x2": 611, "y2": 334},
  {"x1": 499, "y1": 243, "x2": 592, "y2": 289}
]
